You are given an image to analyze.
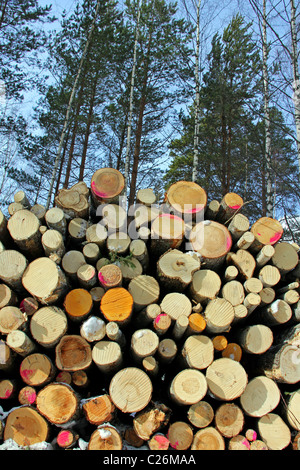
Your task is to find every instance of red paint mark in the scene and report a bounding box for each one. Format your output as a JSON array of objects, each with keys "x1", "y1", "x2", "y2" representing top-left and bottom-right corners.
[
  {"x1": 242, "y1": 438, "x2": 251, "y2": 449},
  {"x1": 154, "y1": 435, "x2": 169, "y2": 449},
  {"x1": 0, "y1": 388, "x2": 12, "y2": 399},
  {"x1": 269, "y1": 231, "x2": 283, "y2": 245},
  {"x1": 24, "y1": 390, "x2": 36, "y2": 404},
  {"x1": 98, "y1": 272, "x2": 107, "y2": 285},
  {"x1": 91, "y1": 182, "x2": 108, "y2": 199},
  {"x1": 229, "y1": 204, "x2": 241, "y2": 210},
  {"x1": 226, "y1": 236, "x2": 232, "y2": 251},
  {"x1": 57, "y1": 431, "x2": 71, "y2": 447},
  {"x1": 155, "y1": 313, "x2": 167, "y2": 324},
  {"x1": 257, "y1": 232, "x2": 261, "y2": 236},
  {"x1": 170, "y1": 439, "x2": 179, "y2": 449},
  {"x1": 185, "y1": 206, "x2": 203, "y2": 214},
  {"x1": 160, "y1": 213, "x2": 183, "y2": 222},
  {"x1": 19, "y1": 299, "x2": 26, "y2": 312},
  {"x1": 251, "y1": 431, "x2": 257, "y2": 441},
  {"x1": 20, "y1": 368, "x2": 33, "y2": 381}
]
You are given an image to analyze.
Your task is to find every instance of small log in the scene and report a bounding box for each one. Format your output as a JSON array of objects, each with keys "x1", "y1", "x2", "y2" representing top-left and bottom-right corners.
[
  {"x1": 14, "y1": 190, "x2": 31, "y2": 208},
  {"x1": 160, "y1": 292, "x2": 192, "y2": 321},
  {"x1": 90, "y1": 286, "x2": 105, "y2": 306},
  {"x1": 187, "y1": 400, "x2": 214, "y2": 429},
  {"x1": 30, "y1": 203, "x2": 46, "y2": 223},
  {"x1": 80, "y1": 316, "x2": 106, "y2": 342},
  {"x1": 55, "y1": 335, "x2": 92, "y2": 372},
  {"x1": 92, "y1": 340, "x2": 123, "y2": 373},
  {"x1": 88, "y1": 424, "x2": 123, "y2": 450},
  {"x1": 8, "y1": 201, "x2": 24, "y2": 216},
  {"x1": 181, "y1": 335, "x2": 214, "y2": 370},
  {"x1": 0, "y1": 249, "x2": 28, "y2": 292},
  {"x1": 255, "y1": 244, "x2": 275, "y2": 268},
  {"x1": 271, "y1": 241, "x2": 299, "y2": 274},
  {"x1": 68, "y1": 217, "x2": 88, "y2": 244},
  {"x1": 226, "y1": 249, "x2": 256, "y2": 279},
  {"x1": 148, "y1": 433, "x2": 170, "y2": 451},
  {"x1": 278, "y1": 289, "x2": 300, "y2": 305},
  {"x1": 256, "y1": 299, "x2": 292, "y2": 326},
  {"x1": 259, "y1": 287, "x2": 276, "y2": 306},
  {"x1": 258, "y1": 264, "x2": 281, "y2": 288},
  {"x1": 124, "y1": 428, "x2": 145, "y2": 448},
  {"x1": 18, "y1": 385, "x2": 37, "y2": 405},
  {"x1": 133, "y1": 204, "x2": 160, "y2": 230},
  {"x1": 6, "y1": 330, "x2": 36, "y2": 356},
  {"x1": 228, "y1": 213, "x2": 249, "y2": 242},
  {"x1": 55, "y1": 182, "x2": 89, "y2": 220},
  {"x1": 30, "y1": 306, "x2": 68, "y2": 348},
  {"x1": 237, "y1": 324, "x2": 273, "y2": 355},
  {"x1": 221, "y1": 280, "x2": 245, "y2": 306},
  {"x1": 185, "y1": 313, "x2": 206, "y2": 335},
  {"x1": 250, "y1": 440, "x2": 269, "y2": 450},
  {"x1": 190, "y1": 220, "x2": 232, "y2": 269},
  {"x1": 57, "y1": 429, "x2": 79, "y2": 449},
  {"x1": 22, "y1": 257, "x2": 68, "y2": 304},
  {"x1": 157, "y1": 338, "x2": 177, "y2": 364},
  {"x1": 114, "y1": 256, "x2": 143, "y2": 284},
  {"x1": 45, "y1": 207, "x2": 67, "y2": 237},
  {"x1": 85, "y1": 223, "x2": 108, "y2": 249},
  {"x1": 169, "y1": 368, "x2": 207, "y2": 406},
  {"x1": 157, "y1": 249, "x2": 200, "y2": 292},
  {"x1": 64, "y1": 288, "x2": 93, "y2": 322},
  {"x1": 191, "y1": 427, "x2": 225, "y2": 450},
  {"x1": 221, "y1": 343, "x2": 242, "y2": 362},
  {"x1": 215, "y1": 403, "x2": 245, "y2": 438},
  {"x1": 142, "y1": 355, "x2": 159, "y2": 376},
  {"x1": 82, "y1": 394, "x2": 116, "y2": 426},
  {"x1": 109, "y1": 367, "x2": 153, "y2": 413},
  {"x1": 292, "y1": 432, "x2": 300, "y2": 451},
  {"x1": 223, "y1": 265, "x2": 239, "y2": 282},
  {"x1": 129, "y1": 238, "x2": 149, "y2": 270},
  {"x1": 206, "y1": 358, "x2": 248, "y2": 401},
  {"x1": 212, "y1": 335, "x2": 228, "y2": 352},
  {"x1": 239, "y1": 375, "x2": 281, "y2": 417},
  {"x1": 133, "y1": 403, "x2": 172, "y2": 441},
  {"x1": 98, "y1": 263, "x2": 123, "y2": 289},
  {"x1": 0, "y1": 378, "x2": 17, "y2": 399},
  {"x1": 243, "y1": 292, "x2": 261, "y2": 314},
  {"x1": 82, "y1": 242, "x2": 100, "y2": 265},
  {"x1": 77, "y1": 264, "x2": 97, "y2": 289},
  {"x1": 100, "y1": 287, "x2": 134, "y2": 325},
  {"x1": 99, "y1": 203, "x2": 127, "y2": 234},
  {"x1": 216, "y1": 192, "x2": 244, "y2": 224},
  {"x1": 0, "y1": 209, "x2": 10, "y2": 246},
  {"x1": 257, "y1": 413, "x2": 291, "y2": 450},
  {"x1": 135, "y1": 303, "x2": 161, "y2": 328},
  {"x1": 153, "y1": 313, "x2": 172, "y2": 336},
  {"x1": 150, "y1": 213, "x2": 186, "y2": 256},
  {"x1": 36, "y1": 382, "x2": 80, "y2": 426},
  {"x1": 0, "y1": 306, "x2": 27, "y2": 334},
  {"x1": 55, "y1": 371, "x2": 72, "y2": 385},
  {"x1": 128, "y1": 275, "x2": 160, "y2": 312},
  {"x1": 62, "y1": 250, "x2": 86, "y2": 280},
  {"x1": 4, "y1": 406, "x2": 49, "y2": 447},
  {"x1": 136, "y1": 187, "x2": 156, "y2": 206},
  {"x1": 91, "y1": 167, "x2": 125, "y2": 206},
  {"x1": 245, "y1": 429, "x2": 258, "y2": 442},
  {"x1": 203, "y1": 298, "x2": 235, "y2": 334},
  {"x1": 0, "y1": 339, "x2": 15, "y2": 372},
  {"x1": 20, "y1": 353, "x2": 56, "y2": 387},
  {"x1": 19, "y1": 297, "x2": 39, "y2": 316},
  {"x1": 0, "y1": 283, "x2": 18, "y2": 308},
  {"x1": 167, "y1": 421, "x2": 194, "y2": 450},
  {"x1": 7, "y1": 209, "x2": 42, "y2": 257},
  {"x1": 205, "y1": 199, "x2": 220, "y2": 220},
  {"x1": 189, "y1": 269, "x2": 221, "y2": 304},
  {"x1": 228, "y1": 435, "x2": 250, "y2": 450},
  {"x1": 106, "y1": 322, "x2": 126, "y2": 347},
  {"x1": 172, "y1": 314, "x2": 189, "y2": 340},
  {"x1": 243, "y1": 277, "x2": 263, "y2": 294},
  {"x1": 131, "y1": 328, "x2": 159, "y2": 362},
  {"x1": 72, "y1": 369, "x2": 89, "y2": 389},
  {"x1": 107, "y1": 232, "x2": 131, "y2": 256},
  {"x1": 41, "y1": 229, "x2": 65, "y2": 261}
]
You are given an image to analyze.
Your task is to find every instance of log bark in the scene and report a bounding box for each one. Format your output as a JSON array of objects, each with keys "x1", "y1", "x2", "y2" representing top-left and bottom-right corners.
[
  {"x1": 169, "y1": 369, "x2": 207, "y2": 406},
  {"x1": 255, "y1": 244, "x2": 275, "y2": 268},
  {"x1": 30, "y1": 306, "x2": 68, "y2": 348},
  {"x1": 82, "y1": 242, "x2": 100, "y2": 265},
  {"x1": 22, "y1": 257, "x2": 68, "y2": 304},
  {"x1": 283, "y1": 389, "x2": 300, "y2": 431},
  {"x1": 216, "y1": 192, "x2": 244, "y2": 224},
  {"x1": 63, "y1": 288, "x2": 93, "y2": 322},
  {"x1": 7, "y1": 209, "x2": 42, "y2": 257},
  {"x1": 4, "y1": 406, "x2": 49, "y2": 447},
  {"x1": 36, "y1": 382, "x2": 80, "y2": 425},
  {"x1": 228, "y1": 213, "x2": 249, "y2": 242},
  {"x1": 157, "y1": 249, "x2": 200, "y2": 292},
  {"x1": 55, "y1": 335, "x2": 92, "y2": 372},
  {"x1": 109, "y1": 367, "x2": 153, "y2": 413}
]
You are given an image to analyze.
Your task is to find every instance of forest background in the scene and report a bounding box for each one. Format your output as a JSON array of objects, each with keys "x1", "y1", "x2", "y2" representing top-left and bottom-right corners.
[{"x1": 1, "y1": 0, "x2": 300, "y2": 240}]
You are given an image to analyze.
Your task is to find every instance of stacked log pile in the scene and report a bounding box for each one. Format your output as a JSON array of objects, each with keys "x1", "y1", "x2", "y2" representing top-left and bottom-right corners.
[{"x1": 0, "y1": 172, "x2": 299, "y2": 451}]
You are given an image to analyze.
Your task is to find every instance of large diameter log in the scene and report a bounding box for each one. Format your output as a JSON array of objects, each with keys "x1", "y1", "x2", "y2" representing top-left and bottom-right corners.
[
  {"x1": 187, "y1": 401, "x2": 214, "y2": 429},
  {"x1": 169, "y1": 369, "x2": 207, "y2": 405},
  {"x1": 131, "y1": 329, "x2": 159, "y2": 362},
  {"x1": 203, "y1": 298, "x2": 235, "y2": 334},
  {"x1": 22, "y1": 257, "x2": 68, "y2": 304},
  {"x1": 189, "y1": 269, "x2": 221, "y2": 304},
  {"x1": 55, "y1": 335, "x2": 92, "y2": 372},
  {"x1": 250, "y1": 217, "x2": 283, "y2": 252},
  {"x1": 181, "y1": 335, "x2": 214, "y2": 370},
  {"x1": 167, "y1": 421, "x2": 194, "y2": 450},
  {"x1": 128, "y1": 275, "x2": 160, "y2": 312},
  {"x1": 0, "y1": 249, "x2": 28, "y2": 292},
  {"x1": 163, "y1": 180, "x2": 207, "y2": 218},
  {"x1": 109, "y1": 367, "x2": 153, "y2": 413},
  {"x1": 55, "y1": 183, "x2": 89, "y2": 219},
  {"x1": 151, "y1": 213, "x2": 186, "y2": 256},
  {"x1": 191, "y1": 427, "x2": 225, "y2": 450},
  {"x1": 64, "y1": 288, "x2": 93, "y2": 322},
  {"x1": 88, "y1": 424, "x2": 123, "y2": 450},
  {"x1": 36, "y1": 382, "x2": 80, "y2": 425},
  {"x1": 91, "y1": 167, "x2": 125, "y2": 205},
  {"x1": 157, "y1": 249, "x2": 200, "y2": 292},
  {"x1": 45, "y1": 207, "x2": 67, "y2": 237},
  {"x1": 237, "y1": 324, "x2": 273, "y2": 355},
  {"x1": 4, "y1": 406, "x2": 49, "y2": 447},
  {"x1": 92, "y1": 340, "x2": 123, "y2": 373},
  {"x1": 257, "y1": 413, "x2": 291, "y2": 450},
  {"x1": 216, "y1": 192, "x2": 244, "y2": 224},
  {"x1": 226, "y1": 249, "x2": 256, "y2": 279},
  {"x1": 41, "y1": 229, "x2": 65, "y2": 261},
  {"x1": 206, "y1": 358, "x2": 248, "y2": 401},
  {"x1": 160, "y1": 292, "x2": 192, "y2": 321},
  {"x1": 0, "y1": 306, "x2": 27, "y2": 334},
  {"x1": 190, "y1": 220, "x2": 232, "y2": 269},
  {"x1": 82, "y1": 394, "x2": 116, "y2": 426},
  {"x1": 271, "y1": 241, "x2": 299, "y2": 274},
  {"x1": 239, "y1": 376, "x2": 281, "y2": 418},
  {"x1": 100, "y1": 287, "x2": 133, "y2": 325},
  {"x1": 20, "y1": 353, "x2": 56, "y2": 387},
  {"x1": 30, "y1": 306, "x2": 68, "y2": 348},
  {"x1": 215, "y1": 403, "x2": 245, "y2": 438},
  {"x1": 133, "y1": 403, "x2": 171, "y2": 441},
  {"x1": 7, "y1": 209, "x2": 42, "y2": 257}
]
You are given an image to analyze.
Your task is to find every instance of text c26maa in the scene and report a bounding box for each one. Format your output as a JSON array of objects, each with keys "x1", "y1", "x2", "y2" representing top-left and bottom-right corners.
[{"x1": 147, "y1": 455, "x2": 196, "y2": 465}]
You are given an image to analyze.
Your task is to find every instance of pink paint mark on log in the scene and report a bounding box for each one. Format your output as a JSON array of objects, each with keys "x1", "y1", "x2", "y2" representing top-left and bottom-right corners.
[
  {"x1": 257, "y1": 232, "x2": 261, "y2": 236},
  {"x1": 25, "y1": 389, "x2": 36, "y2": 404},
  {"x1": 251, "y1": 431, "x2": 257, "y2": 441},
  {"x1": 229, "y1": 204, "x2": 241, "y2": 210},
  {"x1": 269, "y1": 231, "x2": 283, "y2": 245},
  {"x1": 19, "y1": 299, "x2": 26, "y2": 312},
  {"x1": 160, "y1": 213, "x2": 183, "y2": 222},
  {"x1": 242, "y1": 438, "x2": 251, "y2": 450},
  {"x1": 98, "y1": 272, "x2": 107, "y2": 285},
  {"x1": 0, "y1": 388, "x2": 12, "y2": 399},
  {"x1": 226, "y1": 236, "x2": 232, "y2": 251},
  {"x1": 20, "y1": 368, "x2": 33, "y2": 381},
  {"x1": 185, "y1": 206, "x2": 203, "y2": 214},
  {"x1": 57, "y1": 431, "x2": 71, "y2": 447},
  {"x1": 91, "y1": 182, "x2": 108, "y2": 199},
  {"x1": 154, "y1": 435, "x2": 169, "y2": 449},
  {"x1": 170, "y1": 440, "x2": 179, "y2": 449},
  {"x1": 155, "y1": 313, "x2": 167, "y2": 324}
]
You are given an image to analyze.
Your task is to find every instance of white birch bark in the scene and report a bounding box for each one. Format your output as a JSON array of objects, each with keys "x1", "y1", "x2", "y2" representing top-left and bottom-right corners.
[
  {"x1": 192, "y1": 0, "x2": 201, "y2": 183},
  {"x1": 290, "y1": 0, "x2": 300, "y2": 178}
]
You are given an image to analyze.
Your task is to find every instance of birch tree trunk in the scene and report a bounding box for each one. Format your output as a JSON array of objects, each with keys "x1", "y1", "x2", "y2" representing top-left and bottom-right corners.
[
  {"x1": 290, "y1": 0, "x2": 300, "y2": 177},
  {"x1": 46, "y1": 0, "x2": 101, "y2": 209},
  {"x1": 192, "y1": 0, "x2": 201, "y2": 183}
]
